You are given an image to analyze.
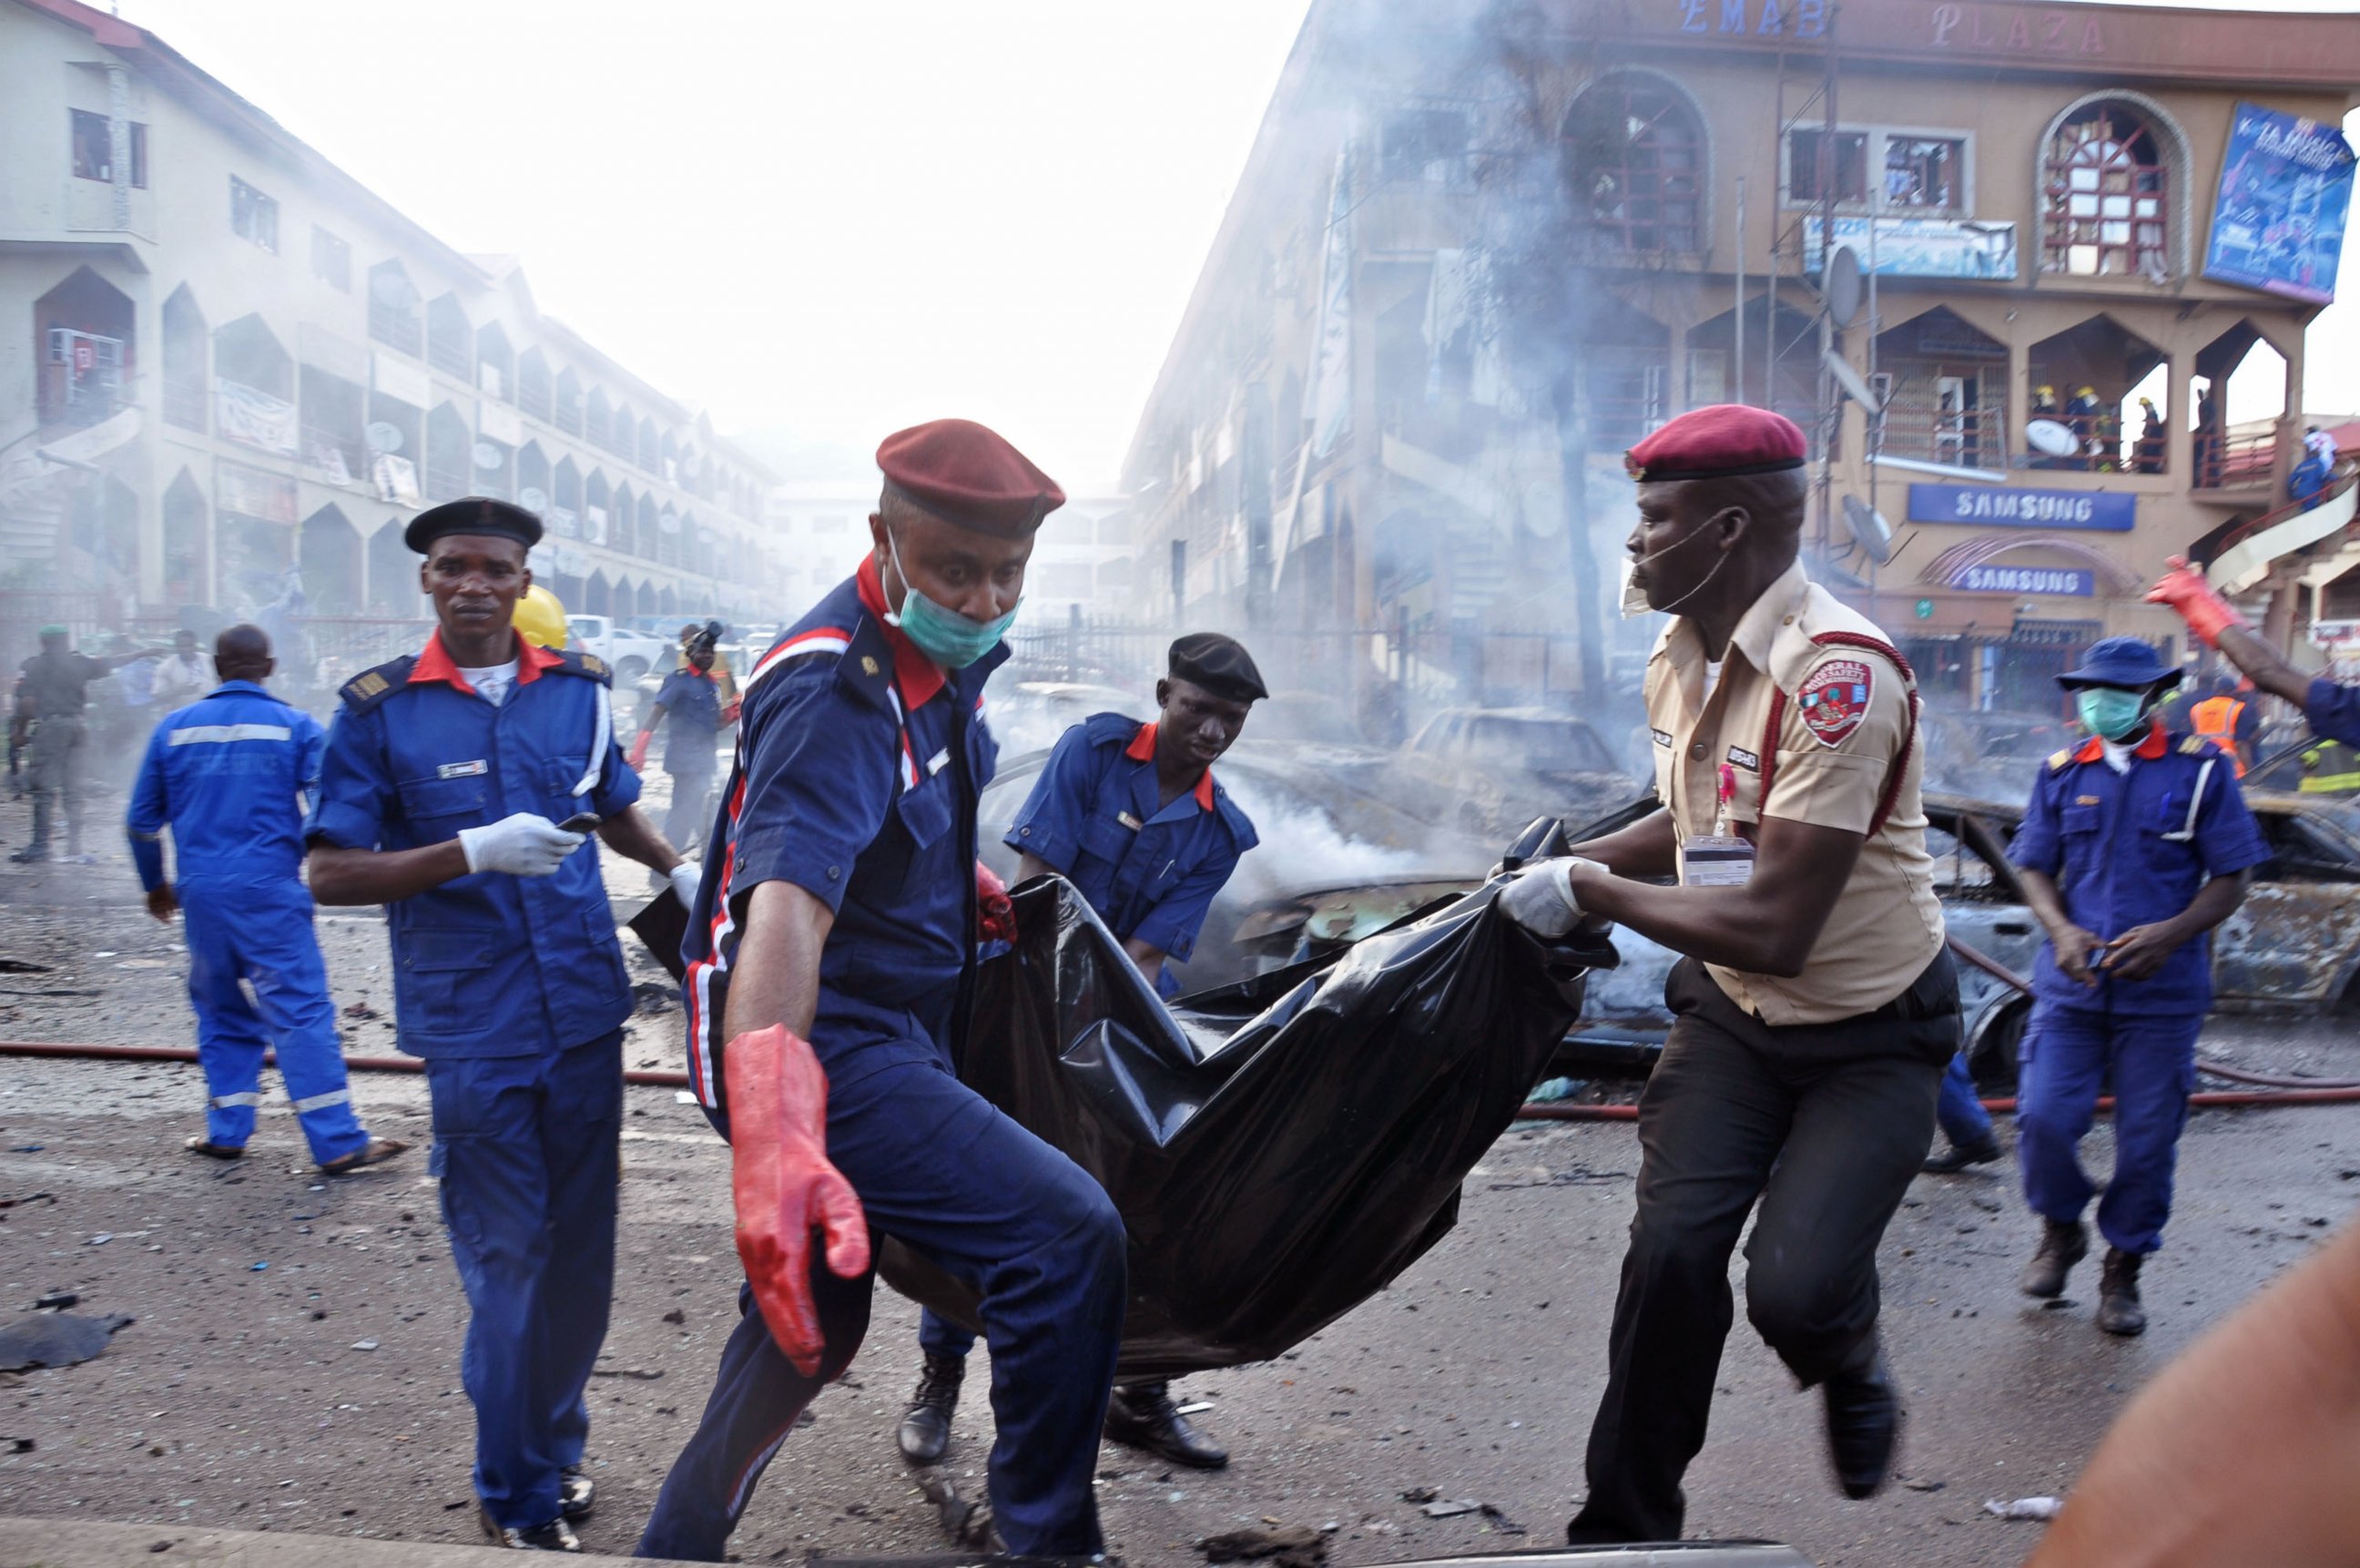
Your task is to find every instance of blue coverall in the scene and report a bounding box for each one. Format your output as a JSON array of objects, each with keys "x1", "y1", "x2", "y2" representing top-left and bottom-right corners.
[
  {"x1": 2008, "y1": 724, "x2": 2268, "y2": 1255},
  {"x1": 639, "y1": 558, "x2": 1125, "y2": 1563},
  {"x1": 125, "y1": 679, "x2": 370, "y2": 1164},
  {"x1": 921, "y1": 709, "x2": 1256, "y2": 1362},
  {"x1": 650, "y1": 666, "x2": 724, "y2": 851},
  {"x1": 306, "y1": 631, "x2": 641, "y2": 1532},
  {"x1": 2306, "y1": 675, "x2": 2360, "y2": 748}
]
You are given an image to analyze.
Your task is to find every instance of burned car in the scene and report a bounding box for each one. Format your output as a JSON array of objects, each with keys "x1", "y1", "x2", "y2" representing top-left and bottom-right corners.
[{"x1": 1392, "y1": 707, "x2": 1641, "y2": 843}]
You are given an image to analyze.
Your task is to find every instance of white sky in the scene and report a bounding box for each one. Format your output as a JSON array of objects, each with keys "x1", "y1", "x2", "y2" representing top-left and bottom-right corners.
[{"x1": 110, "y1": 0, "x2": 2360, "y2": 485}]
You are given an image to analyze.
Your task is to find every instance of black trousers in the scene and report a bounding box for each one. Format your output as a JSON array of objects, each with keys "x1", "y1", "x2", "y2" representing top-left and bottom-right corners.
[{"x1": 1568, "y1": 952, "x2": 1958, "y2": 1544}]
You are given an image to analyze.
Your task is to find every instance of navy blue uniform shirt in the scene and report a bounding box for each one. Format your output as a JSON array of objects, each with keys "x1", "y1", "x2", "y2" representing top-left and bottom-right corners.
[
  {"x1": 2306, "y1": 676, "x2": 2360, "y2": 749},
  {"x1": 1004, "y1": 712, "x2": 1256, "y2": 995},
  {"x1": 306, "y1": 632, "x2": 642, "y2": 1059},
  {"x1": 126, "y1": 681, "x2": 324, "y2": 890},
  {"x1": 2009, "y1": 722, "x2": 2270, "y2": 1015},
  {"x1": 653, "y1": 667, "x2": 725, "y2": 775},
  {"x1": 681, "y1": 556, "x2": 1002, "y2": 1106}
]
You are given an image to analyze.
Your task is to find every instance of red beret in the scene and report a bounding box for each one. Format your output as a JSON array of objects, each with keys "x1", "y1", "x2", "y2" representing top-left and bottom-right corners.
[
  {"x1": 876, "y1": 419, "x2": 1064, "y2": 538},
  {"x1": 1625, "y1": 404, "x2": 1807, "y2": 484}
]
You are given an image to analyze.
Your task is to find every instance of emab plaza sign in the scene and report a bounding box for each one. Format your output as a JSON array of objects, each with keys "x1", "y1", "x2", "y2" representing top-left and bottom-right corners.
[{"x1": 1907, "y1": 484, "x2": 2137, "y2": 532}]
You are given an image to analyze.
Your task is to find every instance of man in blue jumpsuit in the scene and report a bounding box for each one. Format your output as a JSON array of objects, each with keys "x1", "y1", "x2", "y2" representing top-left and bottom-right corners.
[
  {"x1": 305, "y1": 497, "x2": 699, "y2": 1553},
  {"x1": 896, "y1": 632, "x2": 1262, "y2": 1472},
  {"x1": 637, "y1": 420, "x2": 1125, "y2": 1563},
  {"x1": 2008, "y1": 637, "x2": 2265, "y2": 1336},
  {"x1": 2151, "y1": 556, "x2": 2360, "y2": 752},
  {"x1": 126, "y1": 624, "x2": 404, "y2": 1174},
  {"x1": 629, "y1": 623, "x2": 727, "y2": 854}
]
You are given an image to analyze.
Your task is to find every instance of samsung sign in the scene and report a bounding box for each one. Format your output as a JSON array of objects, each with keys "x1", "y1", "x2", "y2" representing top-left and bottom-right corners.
[
  {"x1": 1956, "y1": 564, "x2": 2096, "y2": 596},
  {"x1": 1907, "y1": 484, "x2": 2136, "y2": 532}
]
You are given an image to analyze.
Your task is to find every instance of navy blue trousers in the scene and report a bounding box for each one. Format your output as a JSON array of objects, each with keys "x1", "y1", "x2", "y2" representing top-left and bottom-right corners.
[
  {"x1": 2015, "y1": 1002, "x2": 2201, "y2": 1255},
  {"x1": 1936, "y1": 1050, "x2": 1995, "y2": 1150},
  {"x1": 182, "y1": 878, "x2": 369, "y2": 1163},
  {"x1": 422, "y1": 1030, "x2": 623, "y2": 1530},
  {"x1": 636, "y1": 994, "x2": 1125, "y2": 1562}
]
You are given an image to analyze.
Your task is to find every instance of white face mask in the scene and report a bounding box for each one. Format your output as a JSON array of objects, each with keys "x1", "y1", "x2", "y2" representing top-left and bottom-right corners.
[{"x1": 1620, "y1": 522, "x2": 1728, "y2": 619}]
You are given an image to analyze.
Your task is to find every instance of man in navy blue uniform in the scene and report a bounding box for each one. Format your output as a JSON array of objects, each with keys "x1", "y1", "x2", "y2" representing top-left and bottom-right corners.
[
  {"x1": 895, "y1": 632, "x2": 1261, "y2": 1473},
  {"x1": 126, "y1": 625, "x2": 405, "y2": 1174},
  {"x1": 637, "y1": 420, "x2": 1124, "y2": 1563},
  {"x1": 629, "y1": 622, "x2": 728, "y2": 854},
  {"x1": 305, "y1": 497, "x2": 698, "y2": 1553},
  {"x1": 2151, "y1": 555, "x2": 2360, "y2": 751},
  {"x1": 2009, "y1": 636, "x2": 2266, "y2": 1337}
]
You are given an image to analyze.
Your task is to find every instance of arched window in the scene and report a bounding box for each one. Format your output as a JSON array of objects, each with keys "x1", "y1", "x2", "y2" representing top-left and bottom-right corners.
[
  {"x1": 2041, "y1": 100, "x2": 2172, "y2": 280},
  {"x1": 368, "y1": 260, "x2": 421, "y2": 356},
  {"x1": 1561, "y1": 76, "x2": 1704, "y2": 254},
  {"x1": 162, "y1": 285, "x2": 208, "y2": 433}
]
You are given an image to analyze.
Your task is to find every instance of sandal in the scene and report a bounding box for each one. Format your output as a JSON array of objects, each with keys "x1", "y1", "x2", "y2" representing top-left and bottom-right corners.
[
  {"x1": 184, "y1": 1135, "x2": 244, "y2": 1160},
  {"x1": 318, "y1": 1136, "x2": 410, "y2": 1176}
]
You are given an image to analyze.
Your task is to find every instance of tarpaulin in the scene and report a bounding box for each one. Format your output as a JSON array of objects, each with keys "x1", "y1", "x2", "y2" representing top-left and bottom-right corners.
[{"x1": 877, "y1": 842, "x2": 1610, "y2": 1379}]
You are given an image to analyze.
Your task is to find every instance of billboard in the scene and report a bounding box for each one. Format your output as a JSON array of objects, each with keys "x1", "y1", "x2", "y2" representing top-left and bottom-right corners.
[
  {"x1": 1907, "y1": 483, "x2": 2135, "y2": 532},
  {"x1": 2203, "y1": 103, "x2": 2355, "y2": 305},
  {"x1": 1803, "y1": 216, "x2": 2019, "y2": 280}
]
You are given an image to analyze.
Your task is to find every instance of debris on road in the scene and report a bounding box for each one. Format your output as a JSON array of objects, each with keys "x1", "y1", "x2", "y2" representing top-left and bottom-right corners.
[
  {"x1": 1419, "y1": 1499, "x2": 1482, "y2": 1519},
  {"x1": 349, "y1": 1339, "x2": 379, "y2": 1352},
  {"x1": 1398, "y1": 1486, "x2": 1439, "y2": 1503},
  {"x1": 31, "y1": 1291, "x2": 78, "y2": 1310},
  {"x1": 1196, "y1": 1522, "x2": 1327, "y2": 1567},
  {"x1": 0, "y1": 1310, "x2": 133, "y2": 1370},
  {"x1": 917, "y1": 1472, "x2": 994, "y2": 1550},
  {"x1": 1984, "y1": 1495, "x2": 2067, "y2": 1521}
]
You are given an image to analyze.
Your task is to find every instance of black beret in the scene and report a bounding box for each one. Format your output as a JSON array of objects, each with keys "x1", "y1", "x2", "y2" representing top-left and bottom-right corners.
[
  {"x1": 1169, "y1": 633, "x2": 1266, "y2": 703},
  {"x1": 404, "y1": 496, "x2": 543, "y2": 555}
]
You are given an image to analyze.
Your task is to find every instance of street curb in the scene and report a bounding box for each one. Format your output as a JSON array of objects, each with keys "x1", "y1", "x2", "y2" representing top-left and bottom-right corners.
[{"x1": 0, "y1": 1515, "x2": 704, "y2": 1567}]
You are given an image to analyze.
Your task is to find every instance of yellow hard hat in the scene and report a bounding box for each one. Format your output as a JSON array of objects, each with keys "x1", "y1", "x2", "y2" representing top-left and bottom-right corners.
[
  {"x1": 2036, "y1": 384, "x2": 2055, "y2": 397},
  {"x1": 513, "y1": 583, "x2": 568, "y2": 650},
  {"x1": 2077, "y1": 386, "x2": 2098, "y2": 398}
]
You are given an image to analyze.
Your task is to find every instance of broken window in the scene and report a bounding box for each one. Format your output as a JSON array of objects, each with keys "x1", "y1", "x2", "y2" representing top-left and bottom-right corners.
[
  {"x1": 1885, "y1": 137, "x2": 1964, "y2": 211},
  {"x1": 1561, "y1": 78, "x2": 1704, "y2": 254},
  {"x1": 230, "y1": 176, "x2": 279, "y2": 252},
  {"x1": 69, "y1": 108, "x2": 147, "y2": 187},
  {"x1": 2041, "y1": 101, "x2": 2171, "y2": 280},
  {"x1": 1787, "y1": 127, "x2": 1869, "y2": 206}
]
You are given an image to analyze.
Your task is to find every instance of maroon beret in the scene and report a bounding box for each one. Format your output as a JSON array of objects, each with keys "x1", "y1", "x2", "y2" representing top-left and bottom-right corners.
[
  {"x1": 876, "y1": 418, "x2": 1065, "y2": 539},
  {"x1": 1625, "y1": 404, "x2": 1807, "y2": 484}
]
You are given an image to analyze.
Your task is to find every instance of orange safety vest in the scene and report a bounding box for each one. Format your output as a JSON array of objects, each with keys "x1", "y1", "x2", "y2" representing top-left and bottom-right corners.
[{"x1": 2189, "y1": 695, "x2": 2249, "y2": 777}]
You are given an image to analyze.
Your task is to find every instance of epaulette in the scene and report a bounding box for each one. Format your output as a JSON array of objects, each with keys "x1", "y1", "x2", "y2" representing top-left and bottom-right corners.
[
  {"x1": 1082, "y1": 709, "x2": 1145, "y2": 748},
  {"x1": 829, "y1": 619, "x2": 897, "y2": 714},
  {"x1": 546, "y1": 647, "x2": 611, "y2": 685},
  {"x1": 2180, "y1": 735, "x2": 2217, "y2": 757},
  {"x1": 2047, "y1": 748, "x2": 2075, "y2": 772},
  {"x1": 338, "y1": 655, "x2": 415, "y2": 715}
]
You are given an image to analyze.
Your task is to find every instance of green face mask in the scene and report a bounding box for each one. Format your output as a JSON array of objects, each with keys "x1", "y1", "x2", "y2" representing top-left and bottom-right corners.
[
  {"x1": 882, "y1": 531, "x2": 1020, "y2": 669},
  {"x1": 2075, "y1": 687, "x2": 2151, "y2": 742}
]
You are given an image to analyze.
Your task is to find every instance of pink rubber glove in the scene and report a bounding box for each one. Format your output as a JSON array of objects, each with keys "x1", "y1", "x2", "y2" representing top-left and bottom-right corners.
[
  {"x1": 976, "y1": 861, "x2": 1017, "y2": 946},
  {"x1": 626, "y1": 731, "x2": 652, "y2": 770},
  {"x1": 724, "y1": 1025, "x2": 870, "y2": 1375},
  {"x1": 2146, "y1": 555, "x2": 2248, "y2": 649}
]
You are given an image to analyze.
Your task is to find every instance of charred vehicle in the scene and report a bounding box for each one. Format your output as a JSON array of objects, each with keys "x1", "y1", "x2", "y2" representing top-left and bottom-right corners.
[{"x1": 1392, "y1": 707, "x2": 1640, "y2": 843}]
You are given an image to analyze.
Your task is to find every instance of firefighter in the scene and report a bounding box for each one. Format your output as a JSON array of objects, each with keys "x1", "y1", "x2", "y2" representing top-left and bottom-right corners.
[{"x1": 12, "y1": 626, "x2": 163, "y2": 864}]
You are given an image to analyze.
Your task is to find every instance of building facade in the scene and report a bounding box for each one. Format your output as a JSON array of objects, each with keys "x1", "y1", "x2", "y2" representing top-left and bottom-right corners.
[
  {"x1": 1122, "y1": 0, "x2": 2360, "y2": 715},
  {"x1": 0, "y1": 0, "x2": 781, "y2": 657}
]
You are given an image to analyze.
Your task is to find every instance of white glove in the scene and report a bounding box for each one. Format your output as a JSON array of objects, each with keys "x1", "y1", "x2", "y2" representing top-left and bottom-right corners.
[
  {"x1": 456, "y1": 812, "x2": 586, "y2": 877},
  {"x1": 1497, "y1": 856, "x2": 1601, "y2": 938},
  {"x1": 668, "y1": 859, "x2": 703, "y2": 909}
]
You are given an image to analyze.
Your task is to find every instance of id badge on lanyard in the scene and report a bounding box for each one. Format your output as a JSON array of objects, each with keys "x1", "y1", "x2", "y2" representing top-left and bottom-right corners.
[{"x1": 1683, "y1": 763, "x2": 1756, "y2": 888}]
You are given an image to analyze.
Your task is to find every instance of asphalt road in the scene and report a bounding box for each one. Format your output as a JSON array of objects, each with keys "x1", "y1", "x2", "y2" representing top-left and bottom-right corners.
[{"x1": 5, "y1": 780, "x2": 2358, "y2": 1567}]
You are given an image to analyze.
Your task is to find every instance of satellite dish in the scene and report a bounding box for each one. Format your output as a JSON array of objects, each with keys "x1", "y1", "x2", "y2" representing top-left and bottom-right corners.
[
  {"x1": 1824, "y1": 245, "x2": 1865, "y2": 329},
  {"x1": 2027, "y1": 419, "x2": 2080, "y2": 458},
  {"x1": 1822, "y1": 348, "x2": 1883, "y2": 413},
  {"x1": 365, "y1": 422, "x2": 403, "y2": 454},
  {"x1": 472, "y1": 442, "x2": 504, "y2": 471},
  {"x1": 519, "y1": 486, "x2": 548, "y2": 513},
  {"x1": 1842, "y1": 494, "x2": 1895, "y2": 565}
]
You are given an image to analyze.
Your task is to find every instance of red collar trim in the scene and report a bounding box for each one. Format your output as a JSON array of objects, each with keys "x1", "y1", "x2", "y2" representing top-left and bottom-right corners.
[
  {"x1": 409, "y1": 629, "x2": 559, "y2": 694},
  {"x1": 855, "y1": 555, "x2": 947, "y2": 709},
  {"x1": 1126, "y1": 722, "x2": 1216, "y2": 810},
  {"x1": 2072, "y1": 721, "x2": 2169, "y2": 764}
]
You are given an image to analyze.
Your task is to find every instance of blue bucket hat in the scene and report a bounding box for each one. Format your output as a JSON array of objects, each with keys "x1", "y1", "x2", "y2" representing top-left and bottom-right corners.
[{"x1": 2058, "y1": 636, "x2": 2181, "y2": 692}]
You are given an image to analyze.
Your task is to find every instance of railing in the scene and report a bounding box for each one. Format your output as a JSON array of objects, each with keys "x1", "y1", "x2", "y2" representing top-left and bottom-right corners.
[
  {"x1": 1877, "y1": 397, "x2": 2009, "y2": 473},
  {"x1": 2194, "y1": 428, "x2": 2278, "y2": 490}
]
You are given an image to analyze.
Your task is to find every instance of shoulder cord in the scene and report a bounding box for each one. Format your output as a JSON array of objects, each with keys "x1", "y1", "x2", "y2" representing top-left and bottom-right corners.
[{"x1": 1755, "y1": 632, "x2": 1922, "y2": 837}]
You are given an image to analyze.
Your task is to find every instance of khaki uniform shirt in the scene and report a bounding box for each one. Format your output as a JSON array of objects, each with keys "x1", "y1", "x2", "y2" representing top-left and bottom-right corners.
[{"x1": 1643, "y1": 562, "x2": 1945, "y2": 1024}]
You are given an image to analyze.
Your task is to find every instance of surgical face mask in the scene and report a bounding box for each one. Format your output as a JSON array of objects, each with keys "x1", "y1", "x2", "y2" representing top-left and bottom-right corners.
[
  {"x1": 882, "y1": 531, "x2": 1020, "y2": 668},
  {"x1": 1620, "y1": 521, "x2": 1728, "y2": 619},
  {"x1": 2075, "y1": 687, "x2": 2151, "y2": 742}
]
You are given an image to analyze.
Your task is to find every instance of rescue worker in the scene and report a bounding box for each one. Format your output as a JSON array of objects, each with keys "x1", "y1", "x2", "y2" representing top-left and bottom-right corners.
[
  {"x1": 7, "y1": 672, "x2": 29, "y2": 799},
  {"x1": 2133, "y1": 396, "x2": 2165, "y2": 474},
  {"x1": 2008, "y1": 638, "x2": 2265, "y2": 1336},
  {"x1": 149, "y1": 627, "x2": 216, "y2": 708},
  {"x1": 126, "y1": 625, "x2": 405, "y2": 1174},
  {"x1": 305, "y1": 497, "x2": 700, "y2": 1553},
  {"x1": 896, "y1": 632, "x2": 1265, "y2": 1473},
  {"x1": 12, "y1": 626, "x2": 162, "y2": 864},
  {"x1": 2066, "y1": 385, "x2": 2103, "y2": 469},
  {"x1": 2294, "y1": 738, "x2": 2360, "y2": 794},
  {"x1": 2186, "y1": 674, "x2": 2259, "y2": 776},
  {"x1": 627, "y1": 623, "x2": 727, "y2": 855},
  {"x1": 637, "y1": 420, "x2": 1125, "y2": 1563},
  {"x1": 2149, "y1": 556, "x2": 2360, "y2": 751},
  {"x1": 1494, "y1": 405, "x2": 1959, "y2": 1544}
]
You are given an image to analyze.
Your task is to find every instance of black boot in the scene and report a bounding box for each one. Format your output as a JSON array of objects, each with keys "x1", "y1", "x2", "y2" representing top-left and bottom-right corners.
[
  {"x1": 1921, "y1": 1136, "x2": 2002, "y2": 1174},
  {"x1": 479, "y1": 1503, "x2": 580, "y2": 1552},
  {"x1": 1104, "y1": 1381, "x2": 1228, "y2": 1470},
  {"x1": 2096, "y1": 1248, "x2": 2147, "y2": 1336},
  {"x1": 897, "y1": 1350, "x2": 964, "y2": 1463},
  {"x1": 2020, "y1": 1218, "x2": 2088, "y2": 1298},
  {"x1": 1821, "y1": 1346, "x2": 1901, "y2": 1501},
  {"x1": 557, "y1": 1464, "x2": 594, "y2": 1521}
]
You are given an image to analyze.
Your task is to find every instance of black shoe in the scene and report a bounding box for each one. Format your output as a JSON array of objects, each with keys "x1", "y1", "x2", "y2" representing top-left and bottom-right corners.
[
  {"x1": 1921, "y1": 1137, "x2": 2002, "y2": 1174},
  {"x1": 1104, "y1": 1380, "x2": 1228, "y2": 1470},
  {"x1": 1822, "y1": 1349, "x2": 1901, "y2": 1501},
  {"x1": 558, "y1": 1465, "x2": 594, "y2": 1521},
  {"x1": 898, "y1": 1350, "x2": 965, "y2": 1464},
  {"x1": 2096, "y1": 1248, "x2": 2148, "y2": 1336},
  {"x1": 478, "y1": 1504, "x2": 580, "y2": 1552},
  {"x1": 2021, "y1": 1218, "x2": 2089, "y2": 1298},
  {"x1": 8, "y1": 845, "x2": 46, "y2": 864}
]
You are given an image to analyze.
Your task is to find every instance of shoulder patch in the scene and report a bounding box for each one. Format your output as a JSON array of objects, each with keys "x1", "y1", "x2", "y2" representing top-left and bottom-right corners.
[
  {"x1": 338, "y1": 656, "x2": 415, "y2": 715},
  {"x1": 1796, "y1": 657, "x2": 1875, "y2": 748},
  {"x1": 2048, "y1": 748, "x2": 2076, "y2": 771},
  {"x1": 829, "y1": 620, "x2": 897, "y2": 713}
]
